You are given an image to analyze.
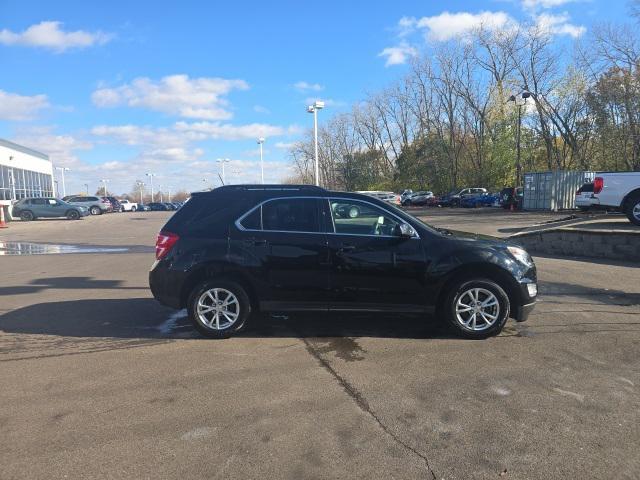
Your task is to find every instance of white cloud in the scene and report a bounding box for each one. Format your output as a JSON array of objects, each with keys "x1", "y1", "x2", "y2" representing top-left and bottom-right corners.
[
  {"x1": 12, "y1": 126, "x2": 92, "y2": 169},
  {"x1": 294, "y1": 81, "x2": 324, "y2": 92},
  {"x1": 275, "y1": 142, "x2": 295, "y2": 150},
  {"x1": 253, "y1": 105, "x2": 270, "y2": 114},
  {"x1": 412, "y1": 11, "x2": 515, "y2": 42},
  {"x1": 522, "y1": 0, "x2": 579, "y2": 10},
  {"x1": 0, "y1": 90, "x2": 50, "y2": 121},
  {"x1": 174, "y1": 121, "x2": 287, "y2": 140},
  {"x1": 535, "y1": 12, "x2": 585, "y2": 38},
  {"x1": 92, "y1": 74, "x2": 249, "y2": 120},
  {"x1": 0, "y1": 21, "x2": 112, "y2": 53},
  {"x1": 378, "y1": 42, "x2": 418, "y2": 66}
]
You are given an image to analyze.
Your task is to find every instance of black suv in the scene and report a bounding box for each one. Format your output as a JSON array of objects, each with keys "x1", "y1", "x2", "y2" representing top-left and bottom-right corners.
[{"x1": 149, "y1": 185, "x2": 537, "y2": 339}]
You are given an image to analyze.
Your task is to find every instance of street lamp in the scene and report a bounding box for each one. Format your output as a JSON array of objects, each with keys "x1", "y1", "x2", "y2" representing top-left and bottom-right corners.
[
  {"x1": 202, "y1": 178, "x2": 208, "y2": 190},
  {"x1": 307, "y1": 101, "x2": 325, "y2": 186},
  {"x1": 145, "y1": 173, "x2": 156, "y2": 202},
  {"x1": 256, "y1": 138, "x2": 265, "y2": 184},
  {"x1": 136, "y1": 181, "x2": 145, "y2": 204},
  {"x1": 216, "y1": 158, "x2": 231, "y2": 185},
  {"x1": 84, "y1": 183, "x2": 89, "y2": 195},
  {"x1": 55, "y1": 167, "x2": 70, "y2": 198},
  {"x1": 507, "y1": 91, "x2": 531, "y2": 184},
  {"x1": 100, "y1": 179, "x2": 109, "y2": 197}
]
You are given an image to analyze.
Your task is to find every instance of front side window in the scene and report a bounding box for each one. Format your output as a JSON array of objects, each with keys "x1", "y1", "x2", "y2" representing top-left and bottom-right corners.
[
  {"x1": 261, "y1": 198, "x2": 320, "y2": 233},
  {"x1": 330, "y1": 199, "x2": 400, "y2": 237}
]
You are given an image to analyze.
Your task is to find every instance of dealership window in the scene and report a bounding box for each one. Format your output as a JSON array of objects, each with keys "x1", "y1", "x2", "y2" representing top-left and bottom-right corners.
[{"x1": 0, "y1": 165, "x2": 52, "y2": 200}]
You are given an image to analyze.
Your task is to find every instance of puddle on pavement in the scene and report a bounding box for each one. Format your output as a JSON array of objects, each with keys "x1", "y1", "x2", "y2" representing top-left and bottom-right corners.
[{"x1": 0, "y1": 241, "x2": 139, "y2": 255}]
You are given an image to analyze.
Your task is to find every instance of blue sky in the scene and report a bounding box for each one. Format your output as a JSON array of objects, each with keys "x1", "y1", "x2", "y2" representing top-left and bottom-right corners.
[{"x1": 0, "y1": 0, "x2": 631, "y2": 195}]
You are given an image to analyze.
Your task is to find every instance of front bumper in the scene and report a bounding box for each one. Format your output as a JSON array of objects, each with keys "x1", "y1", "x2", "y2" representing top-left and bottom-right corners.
[{"x1": 513, "y1": 280, "x2": 537, "y2": 322}]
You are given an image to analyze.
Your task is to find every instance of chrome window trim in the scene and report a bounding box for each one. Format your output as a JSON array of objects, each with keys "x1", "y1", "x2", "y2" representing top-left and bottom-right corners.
[{"x1": 234, "y1": 195, "x2": 420, "y2": 239}]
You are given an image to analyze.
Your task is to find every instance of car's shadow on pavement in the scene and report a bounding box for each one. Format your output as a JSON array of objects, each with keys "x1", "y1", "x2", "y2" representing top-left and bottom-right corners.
[{"x1": 0, "y1": 298, "x2": 454, "y2": 340}]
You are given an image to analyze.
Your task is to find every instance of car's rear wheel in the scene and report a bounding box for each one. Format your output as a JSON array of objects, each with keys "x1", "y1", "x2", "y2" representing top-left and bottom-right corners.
[
  {"x1": 625, "y1": 194, "x2": 640, "y2": 226},
  {"x1": 20, "y1": 210, "x2": 34, "y2": 221},
  {"x1": 66, "y1": 210, "x2": 80, "y2": 220},
  {"x1": 131, "y1": 206, "x2": 137, "y2": 212},
  {"x1": 187, "y1": 280, "x2": 251, "y2": 339},
  {"x1": 90, "y1": 206, "x2": 101, "y2": 215},
  {"x1": 443, "y1": 279, "x2": 510, "y2": 339}
]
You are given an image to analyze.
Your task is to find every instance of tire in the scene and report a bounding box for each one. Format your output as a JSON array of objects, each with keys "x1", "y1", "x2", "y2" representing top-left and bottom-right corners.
[
  {"x1": 66, "y1": 210, "x2": 80, "y2": 220},
  {"x1": 90, "y1": 206, "x2": 101, "y2": 215},
  {"x1": 187, "y1": 280, "x2": 252, "y2": 339},
  {"x1": 625, "y1": 194, "x2": 640, "y2": 226},
  {"x1": 20, "y1": 210, "x2": 34, "y2": 221},
  {"x1": 443, "y1": 278, "x2": 510, "y2": 339},
  {"x1": 131, "y1": 206, "x2": 137, "y2": 212}
]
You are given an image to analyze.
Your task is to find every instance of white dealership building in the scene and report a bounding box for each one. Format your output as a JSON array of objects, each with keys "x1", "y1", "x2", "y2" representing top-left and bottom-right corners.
[{"x1": 0, "y1": 138, "x2": 54, "y2": 219}]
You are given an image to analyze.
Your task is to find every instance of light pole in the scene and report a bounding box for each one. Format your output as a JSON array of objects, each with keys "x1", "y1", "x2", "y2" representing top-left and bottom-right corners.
[
  {"x1": 167, "y1": 186, "x2": 172, "y2": 202},
  {"x1": 257, "y1": 138, "x2": 265, "y2": 184},
  {"x1": 307, "y1": 101, "x2": 325, "y2": 186},
  {"x1": 508, "y1": 91, "x2": 531, "y2": 185},
  {"x1": 145, "y1": 173, "x2": 156, "y2": 202},
  {"x1": 84, "y1": 183, "x2": 89, "y2": 195},
  {"x1": 216, "y1": 158, "x2": 230, "y2": 185},
  {"x1": 202, "y1": 178, "x2": 208, "y2": 190},
  {"x1": 100, "y1": 179, "x2": 109, "y2": 197},
  {"x1": 55, "y1": 167, "x2": 70, "y2": 198},
  {"x1": 136, "y1": 181, "x2": 144, "y2": 204}
]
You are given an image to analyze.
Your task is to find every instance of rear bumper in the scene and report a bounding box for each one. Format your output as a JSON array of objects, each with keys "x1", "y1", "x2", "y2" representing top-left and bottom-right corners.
[{"x1": 149, "y1": 260, "x2": 183, "y2": 309}]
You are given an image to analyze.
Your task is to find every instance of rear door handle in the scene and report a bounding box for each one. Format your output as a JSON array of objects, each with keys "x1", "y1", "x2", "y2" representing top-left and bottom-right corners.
[
  {"x1": 243, "y1": 238, "x2": 268, "y2": 247},
  {"x1": 339, "y1": 244, "x2": 356, "y2": 252}
]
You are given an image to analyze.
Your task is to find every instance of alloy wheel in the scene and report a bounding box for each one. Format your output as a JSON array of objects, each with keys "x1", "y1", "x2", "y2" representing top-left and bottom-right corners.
[
  {"x1": 633, "y1": 201, "x2": 640, "y2": 221},
  {"x1": 455, "y1": 288, "x2": 500, "y2": 331},
  {"x1": 196, "y1": 288, "x2": 240, "y2": 330}
]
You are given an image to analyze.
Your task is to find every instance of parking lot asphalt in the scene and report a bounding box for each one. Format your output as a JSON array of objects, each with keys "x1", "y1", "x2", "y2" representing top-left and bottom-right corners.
[{"x1": 1, "y1": 211, "x2": 639, "y2": 479}]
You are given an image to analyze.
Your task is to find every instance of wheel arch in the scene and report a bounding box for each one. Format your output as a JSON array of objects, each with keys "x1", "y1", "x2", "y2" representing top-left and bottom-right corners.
[
  {"x1": 621, "y1": 187, "x2": 640, "y2": 209},
  {"x1": 436, "y1": 262, "x2": 521, "y2": 319},
  {"x1": 179, "y1": 264, "x2": 259, "y2": 311}
]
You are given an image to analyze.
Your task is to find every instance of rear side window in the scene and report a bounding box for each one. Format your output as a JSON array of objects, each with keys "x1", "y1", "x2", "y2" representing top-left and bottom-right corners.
[
  {"x1": 31, "y1": 198, "x2": 47, "y2": 205},
  {"x1": 261, "y1": 198, "x2": 320, "y2": 233},
  {"x1": 239, "y1": 208, "x2": 261, "y2": 230}
]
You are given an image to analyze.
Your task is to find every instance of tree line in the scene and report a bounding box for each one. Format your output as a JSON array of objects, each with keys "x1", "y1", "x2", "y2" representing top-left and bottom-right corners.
[{"x1": 286, "y1": 8, "x2": 640, "y2": 194}]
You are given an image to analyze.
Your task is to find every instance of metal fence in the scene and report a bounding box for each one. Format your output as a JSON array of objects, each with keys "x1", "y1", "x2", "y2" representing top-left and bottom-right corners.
[{"x1": 523, "y1": 170, "x2": 595, "y2": 211}]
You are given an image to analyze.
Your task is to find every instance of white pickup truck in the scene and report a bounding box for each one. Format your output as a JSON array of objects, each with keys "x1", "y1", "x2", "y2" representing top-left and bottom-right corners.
[
  {"x1": 592, "y1": 172, "x2": 640, "y2": 225},
  {"x1": 118, "y1": 199, "x2": 138, "y2": 212}
]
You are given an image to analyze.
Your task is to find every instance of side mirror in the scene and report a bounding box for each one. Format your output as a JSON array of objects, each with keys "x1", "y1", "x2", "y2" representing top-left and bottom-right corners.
[{"x1": 397, "y1": 223, "x2": 416, "y2": 238}]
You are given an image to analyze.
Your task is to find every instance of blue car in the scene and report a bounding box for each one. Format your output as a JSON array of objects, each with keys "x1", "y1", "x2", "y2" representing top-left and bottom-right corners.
[{"x1": 461, "y1": 193, "x2": 499, "y2": 208}]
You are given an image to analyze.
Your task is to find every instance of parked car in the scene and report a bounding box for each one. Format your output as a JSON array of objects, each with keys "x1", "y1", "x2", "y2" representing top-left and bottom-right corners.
[
  {"x1": 591, "y1": 173, "x2": 640, "y2": 225},
  {"x1": 440, "y1": 188, "x2": 488, "y2": 207},
  {"x1": 574, "y1": 183, "x2": 596, "y2": 212},
  {"x1": 403, "y1": 191, "x2": 434, "y2": 206},
  {"x1": 137, "y1": 203, "x2": 151, "y2": 211},
  {"x1": 499, "y1": 187, "x2": 524, "y2": 210},
  {"x1": 119, "y1": 199, "x2": 138, "y2": 212},
  {"x1": 149, "y1": 184, "x2": 537, "y2": 340},
  {"x1": 400, "y1": 189, "x2": 413, "y2": 203},
  {"x1": 148, "y1": 202, "x2": 170, "y2": 211},
  {"x1": 12, "y1": 197, "x2": 89, "y2": 221},
  {"x1": 461, "y1": 193, "x2": 500, "y2": 208},
  {"x1": 66, "y1": 196, "x2": 111, "y2": 215},
  {"x1": 105, "y1": 197, "x2": 122, "y2": 212},
  {"x1": 100, "y1": 197, "x2": 114, "y2": 212}
]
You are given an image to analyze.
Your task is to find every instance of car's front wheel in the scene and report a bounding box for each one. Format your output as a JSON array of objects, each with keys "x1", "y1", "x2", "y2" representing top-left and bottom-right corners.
[
  {"x1": 20, "y1": 210, "x2": 34, "y2": 221},
  {"x1": 90, "y1": 206, "x2": 101, "y2": 215},
  {"x1": 66, "y1": 210, "x2": 80, "y2": 220},
  {"x1": 443, "y1": 279, "x2": 510, "y2": 339},
  {"x1": 131, "y1": 206, "x2": 137, "y2": 212},
  {"x1": 187, "y1": 280, "x2": 252, "y2": 339}
]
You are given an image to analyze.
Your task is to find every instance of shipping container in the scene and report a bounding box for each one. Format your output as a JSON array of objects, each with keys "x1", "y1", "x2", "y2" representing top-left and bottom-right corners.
[{"x1": 523, "y1": 170, "x2": 595, "y2": 211}]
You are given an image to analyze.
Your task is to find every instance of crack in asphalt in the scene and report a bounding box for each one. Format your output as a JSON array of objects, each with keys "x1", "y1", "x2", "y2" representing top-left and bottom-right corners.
[{"x1": 301, "y1": 337, "x2": 437, "y2": 480}]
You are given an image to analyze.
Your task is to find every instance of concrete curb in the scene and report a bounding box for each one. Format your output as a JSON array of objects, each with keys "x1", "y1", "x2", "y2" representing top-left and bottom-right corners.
[{"x1": 510, "y1": 228, "x2": 640, "y2": 262}]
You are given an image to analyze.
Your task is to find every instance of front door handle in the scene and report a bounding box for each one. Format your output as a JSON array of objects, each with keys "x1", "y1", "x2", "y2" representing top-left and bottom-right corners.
[{"x1": 339, "y1": 244, "x2": 356, "y2": 253}]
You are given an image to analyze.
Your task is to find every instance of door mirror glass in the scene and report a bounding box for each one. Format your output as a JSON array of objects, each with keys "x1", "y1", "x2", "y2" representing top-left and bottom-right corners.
[{"x1": 397, "y1": 223, "x2": 416, "y2": 238}]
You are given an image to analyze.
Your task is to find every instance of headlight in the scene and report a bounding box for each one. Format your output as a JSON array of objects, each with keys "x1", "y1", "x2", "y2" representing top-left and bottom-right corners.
[
  {"x1": 527, "y1": 283, "x2": 538, "y2": 297},
  {"x1": 507, "y1": 246, "x2": 534, "y2": 267}
]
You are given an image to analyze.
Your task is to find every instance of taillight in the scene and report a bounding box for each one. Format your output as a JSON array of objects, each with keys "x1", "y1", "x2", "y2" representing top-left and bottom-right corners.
[
  {"x1": 593, "y1": 177, "x2": 604, "y2": 194},
  {"x1": 155, "y1": 231, "x2": 179, "y2": 260}
]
